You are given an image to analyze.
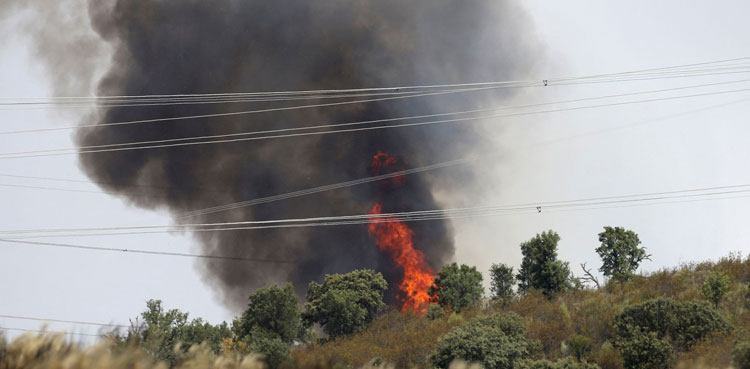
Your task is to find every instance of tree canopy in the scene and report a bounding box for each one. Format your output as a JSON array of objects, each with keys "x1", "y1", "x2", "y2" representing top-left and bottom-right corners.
[
  {"x1": 489, "y1": 263, "x2": 516, "y2": 302},
  {"x1": 595, "y1": 226, "x2": 649, "y2": 282},
  {"x1": 427, "y1": 263, "x2": 484, "y2": 312},
  {"x1": 303, "y1": 269, "x2": 388, "y2": 338},
  {"x1": 517, "y1": 230, "x2": 572, "y2": 297}
]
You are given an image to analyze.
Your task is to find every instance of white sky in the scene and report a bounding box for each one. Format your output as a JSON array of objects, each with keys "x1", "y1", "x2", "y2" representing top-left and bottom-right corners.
[{"x1": 1, "y1": 1, "x2": 749, "y2": 342}]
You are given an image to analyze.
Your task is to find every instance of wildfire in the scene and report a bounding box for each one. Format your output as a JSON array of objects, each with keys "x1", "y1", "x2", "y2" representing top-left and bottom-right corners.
[{"x1": 367, "y1": 152, "x2": 435, "y2": 314}]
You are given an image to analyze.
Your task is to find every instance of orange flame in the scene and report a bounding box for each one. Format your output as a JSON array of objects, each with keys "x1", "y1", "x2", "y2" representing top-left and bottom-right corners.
[
  {"x1": 368, "y1": 203, "x2": 435, "y2": 314},
  {"x1": 367, "y1": 152, "x2": 435, "y2": 314}
]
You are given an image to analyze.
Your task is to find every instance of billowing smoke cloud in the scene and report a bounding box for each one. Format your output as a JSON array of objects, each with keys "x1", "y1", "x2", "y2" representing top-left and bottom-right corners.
[
  {"x1": 69, "y1": 0, "x2": 541, "y2": 311},
  {"x1": 1, "y1": 0, "x2": 109, "y2": 98}
]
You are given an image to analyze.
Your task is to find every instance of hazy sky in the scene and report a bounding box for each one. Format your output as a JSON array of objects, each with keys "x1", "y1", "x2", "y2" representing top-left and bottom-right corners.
[{"x1": 1, "y1": 0, "x2": 749, "y2": 342}]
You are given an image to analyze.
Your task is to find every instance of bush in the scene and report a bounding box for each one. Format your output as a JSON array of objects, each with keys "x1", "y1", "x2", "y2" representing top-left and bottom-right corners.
[
  {"x1": 702, "y1": 271, "x2": 731, "y2": 308},
  {"x1": 613, "y1": 298, "x2": 730, "y2": 352},
  {"x1": 426, "y1": 304, "x2": 446, "y2": 320},
  {"x1": 569, "y1": 335, "x2": 593, "y2": 362},
  {"x1": 617, "y1": 328, "x2": 673, "y2": 369},
  {"x1": 428, "y1": 263, "x2": 484, "y2": 312},
  {"x1": 520, "y1": 357, "x2": 601, "y2": 369},
  {"x1": 589, "y1": 342, "x2": 622, "y2": 369},
  {"x1": 734, "y1": 339, "x2": 750, "y2": 369},
  {"x1": 431, "y1": 313, "x2": 530, "y2": 369}
]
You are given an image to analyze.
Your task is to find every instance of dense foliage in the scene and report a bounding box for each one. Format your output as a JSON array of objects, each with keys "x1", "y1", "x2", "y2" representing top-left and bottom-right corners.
[
  {"x1": 517, "y1": 231, "x2": 573, "y2": 297},
  {"x1": 595, "y1": 227, "x2": 649, "y2": 282},
  {"x1": 613, "y1": 297, "x2": 730, "y2": 352},
  {"x1": 702, "y1": 270, "x2": 730, "y2": 307},
  {"x1": 490, "y1": 263, "x2": 516, "y2": 302},
  {"x1": 303, "y1": 269, "x2": 388, "y2": 338},
  {"x1": 111, "y1": 299, "x2": 231, "y2": 366},
  {"x1": 734, "y1": 339, "x2": 750, "y2": 369},
  {"x1": 428, "y1": 263, "x2": 485, "y2": 312},
  {"x1": 4, "y1": 240, "x2": 750, "y2": 369},
  {"x1": 431, "y1": 313, "x2": 531, "y2": 369},
  {"x1": 231, "y1": 283, "x2": 305, "y2": 368}
]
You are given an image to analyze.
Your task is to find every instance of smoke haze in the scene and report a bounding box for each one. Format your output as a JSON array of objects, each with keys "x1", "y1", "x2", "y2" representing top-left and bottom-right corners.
[{"x1": 13, "y1": 0, "x2": 543, "y2": 310}]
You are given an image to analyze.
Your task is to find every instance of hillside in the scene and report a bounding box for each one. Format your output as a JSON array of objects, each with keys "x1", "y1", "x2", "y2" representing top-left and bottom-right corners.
[{"x1": 2, "y1": 253, "x2": 749, "y2": 369}]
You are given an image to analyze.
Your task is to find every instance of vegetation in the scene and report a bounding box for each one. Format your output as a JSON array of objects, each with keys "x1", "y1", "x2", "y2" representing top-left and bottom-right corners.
[
  {"x1": 595, "y1": 227, "x2": 649, "y2": 282},
  {"x1": 3, "y1": 229, "x2": 749, "y2": 369},
  {"x1": 702, "y1": 270, "x2": 731, "y2": 307},
  {"x1": 109, "y1": 299, "x2": 231, "y2": 366},
  {"x1": 431, "y1": 313, "x2": 531, "y2": 369},
  {"x1": 613, "y1": 297, "x2": 730, "y2": 352},
  {"x1": 517, "y1": 230, "x2": 573, "y2": 298},
  {"x1": 231, "y1": 283, "x2": 306, "y2": 368},
  {"x1": 303, "y1": 269, "x2": 388, "y2": 338},
  {"x1": 490, "y1": 263, "x2": 516, "y2": 303},
  {"x1": 428, "y1": 263, "x2": 484, "y2": 312},
  {"x1": 734, "y1": 339, "x2": 750, "y2": 369}
]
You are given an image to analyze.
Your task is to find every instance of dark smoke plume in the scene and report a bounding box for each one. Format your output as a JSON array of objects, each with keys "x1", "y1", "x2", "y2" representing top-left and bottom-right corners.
[{"x1": 73, "y1": 0, "x2": 541, "y2": 311}]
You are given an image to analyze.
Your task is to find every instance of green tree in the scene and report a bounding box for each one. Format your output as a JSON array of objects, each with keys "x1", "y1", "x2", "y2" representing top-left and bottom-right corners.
[
  {"x1": 427, "y1": 263, "x2": 484, "y2": 312},
  {"x1": 113, "y1": 299, "x2": 231, "y2": 366},
  {"x1": 234, "y1": 283, "x2": 303, "y2": 344},
  {"x1": 517, "y1": 231, "x2": 572, "y2": 297},
  {"x1": 304, "y1": 269, "x2": 388, "y2": 338},
  {"x1": 431, "y1": 313, "x2": 531, "y2": 369},
  {"x1": 595, "y1": 227, "x2": 649, "y2": 282},
  {"x1": 614, "y1": 298, "x2": 730, "y2": 353},
  {"x1": 702, "y1": 271, "x2": 731, "y2": 308},
  {"x1": 490, "y1": 263, "x2": 516, "y2": 302}
]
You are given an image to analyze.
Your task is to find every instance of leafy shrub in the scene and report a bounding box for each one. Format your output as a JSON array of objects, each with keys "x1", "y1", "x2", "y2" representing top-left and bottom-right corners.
[
  {"x1": 617, "y1": 328, "x2": 673, "y2": 369},
  {"x1": 734, "y1": 339, "x2": 750, "y2": 369},
  {"x1": 613, "y1": 298, "x2": 730, "y2": 351},
  {"x1": 431, "y1": 313, "x2": 530, "y2": 369},
  {"x1": 508, "y1": 291, "x2": 574, "y2": 358},
  {"x1": 111, "y1": 299, "x2": 232, "y2": 366},
  {"x1": 428, "y1": 263, "x2": 484, "y2": 312},
  {"x1": 589, "y1": 342, "x2": 622, "y2": 369},
  {"x1": 701, "y1": 271, "x2": 731, "y2": 308},
  {"x1": 520, "y1": 357, "x2": 601, "y2": 369},
  {"x1": 569, "y1": 335, "x2": 593, "y2": 362},
  {"x1": 426, "y1": 304, "x2": 446, "y2": 320}
]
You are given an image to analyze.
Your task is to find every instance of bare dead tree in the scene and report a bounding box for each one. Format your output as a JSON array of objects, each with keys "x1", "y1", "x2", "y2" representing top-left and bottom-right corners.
[{"x1": 580, "y1": 262, "x2": 601, "y2": 289}]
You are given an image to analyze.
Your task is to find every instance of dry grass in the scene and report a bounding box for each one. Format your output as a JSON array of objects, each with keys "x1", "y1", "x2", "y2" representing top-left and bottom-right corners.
[
  {"x1": 0, "y1": 332, "x2": 266, "y2": 369},
  {"x1": 2, "y1": 254, "x2": 748, "y2": 369}
]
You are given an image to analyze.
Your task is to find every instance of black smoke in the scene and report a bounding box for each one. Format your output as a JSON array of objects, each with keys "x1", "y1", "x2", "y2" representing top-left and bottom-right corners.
[{"x1": 74, "y1": 0, "x2": 541, "y2": 311}]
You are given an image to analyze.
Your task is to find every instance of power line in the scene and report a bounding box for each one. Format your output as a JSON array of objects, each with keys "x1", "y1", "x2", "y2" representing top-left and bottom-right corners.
[
  {"x1": 1, "y1": 97, "x2": 745, "y2": 216},
  {"x1": 19, "y1": 78, "x2": 750, "y2": 155},
  {"x1": 3, "y1": 85, "x2": 749, "y2": 160},
  {"x1": 2, "y1": 60, "x2": 749, "y2": 135},
  {"x1": 0, "y1": 314, "x2": 127, "y2": 329},
  {"x1": 0, "y1": 327, "x2": 102, "y2": 338},
  {"x1": 0, "y1": 86, "x2": 504, "y2": 135},
  {"x1": 2, "y1": 185, "x2": 750, "y2": 239},
  {"x1": 3, "y1": 56, "x2": 747, "y2": 102},
  {"x1": 0, "y1": 238, "x2": 296, "y2": 264}
]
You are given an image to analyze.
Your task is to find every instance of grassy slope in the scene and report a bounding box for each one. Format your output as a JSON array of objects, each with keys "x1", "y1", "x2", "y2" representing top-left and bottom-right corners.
[
  {"x1": 1, "y1": 254, "x2": 748, "y2": 369},
  {"x1": 291, "y1": 254, "x2": 750, "y2": 369}
]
